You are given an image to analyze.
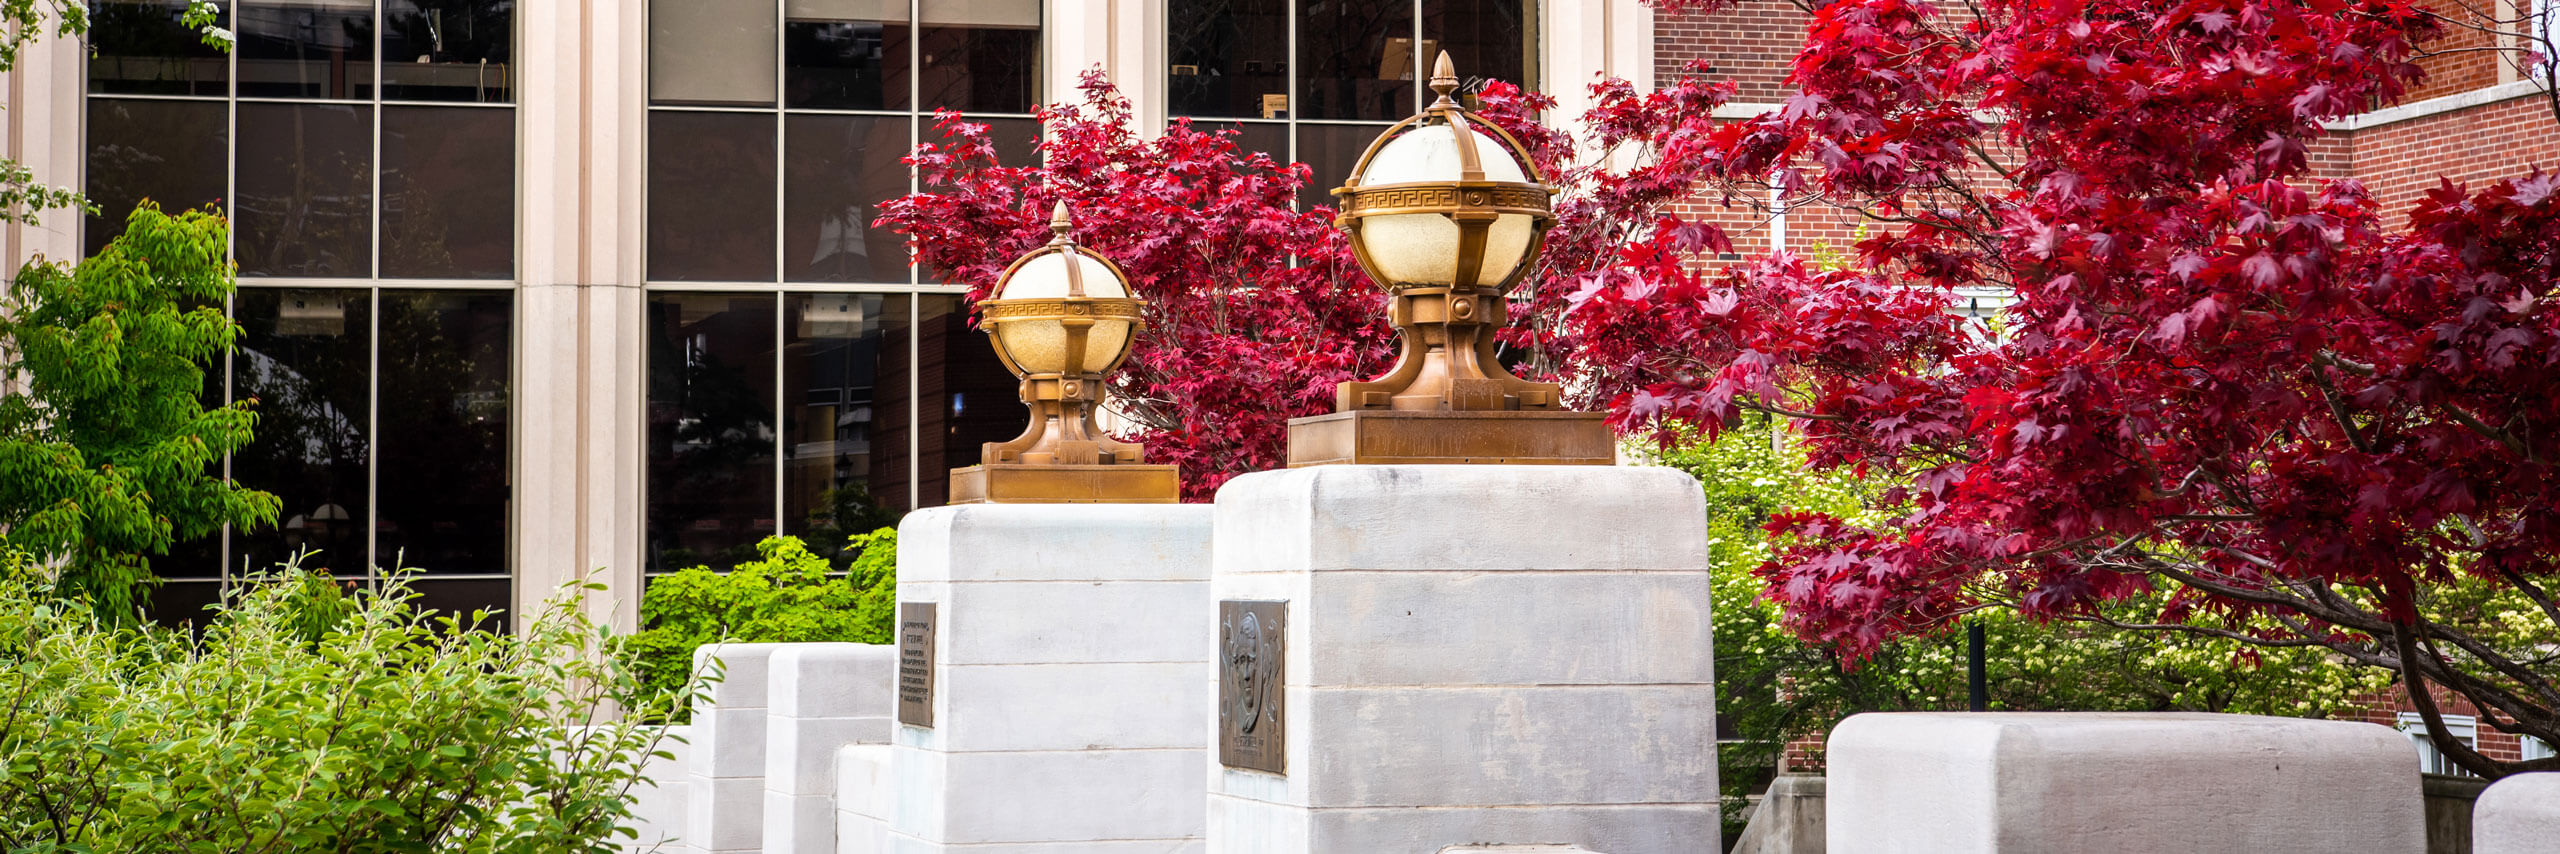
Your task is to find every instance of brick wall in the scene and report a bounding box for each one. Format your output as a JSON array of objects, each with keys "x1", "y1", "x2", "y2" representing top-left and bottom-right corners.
[
  {"x1": 1655, "y1": 0, "x2": 1812, "y2": 104},
  {"x1": 2403, "y1": 0, "x2": 2535, "y2": 103},
  {"x1": 2341, "y1": 92, "x2": 2560, "y2": 225}
]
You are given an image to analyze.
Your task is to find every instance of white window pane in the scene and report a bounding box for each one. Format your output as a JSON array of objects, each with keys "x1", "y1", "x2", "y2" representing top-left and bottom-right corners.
[{"x1": 651, "y1": 0, "x2": 778, "y2": 105}]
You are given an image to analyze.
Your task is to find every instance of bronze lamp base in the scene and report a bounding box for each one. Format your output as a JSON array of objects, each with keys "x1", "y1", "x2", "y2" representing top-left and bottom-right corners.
[
  {"x1": 948, "y1": 462, "x2": 1181, "y2": 505},
  {"x1": 1284, "y1": 409, "x2": 1614, "y2": 467}
]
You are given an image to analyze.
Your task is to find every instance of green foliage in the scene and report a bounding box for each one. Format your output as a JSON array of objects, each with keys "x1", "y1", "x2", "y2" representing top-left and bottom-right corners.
[
  {"x1": 0, "y1": 551, "x2": 680, "y2": 852},
  {"x1": 1654, "y1": 419, "x2": 2391, "y2": 829},
  {"x1": 0, "y1": 204, "x2": 280, "y2": 619},
  {"x1": 627, "y1": 530, "x2": 901, "y2": 718},
  {"x1": 0, "y1": 0, "x2": 224, "y2": 226}
]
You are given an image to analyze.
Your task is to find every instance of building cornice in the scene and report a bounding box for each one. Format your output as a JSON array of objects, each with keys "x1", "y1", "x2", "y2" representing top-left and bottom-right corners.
[{"x1": 2326, "y1": 79, "x2": 2554, "y2": 132}]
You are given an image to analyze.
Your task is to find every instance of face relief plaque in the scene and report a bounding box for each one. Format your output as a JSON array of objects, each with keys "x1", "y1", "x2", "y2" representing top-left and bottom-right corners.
[
  {"x1": 897, "y1": 602, "x2": 937, "y2": 728},
  {"x1": 1218, "y1": 600, "x2": 1287, "y2": 774}
]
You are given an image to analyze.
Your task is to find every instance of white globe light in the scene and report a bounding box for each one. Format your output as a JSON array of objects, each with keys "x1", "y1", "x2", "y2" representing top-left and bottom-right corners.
[
  {"x1": 991, "y1": 250, "x2": 1134, "y2": 375},
  {"x1": 1354, "y1": 123, "x2": 1540, "y2": 288}
]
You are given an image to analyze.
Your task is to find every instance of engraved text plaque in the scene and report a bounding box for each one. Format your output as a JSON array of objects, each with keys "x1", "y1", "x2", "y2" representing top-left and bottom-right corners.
[
  {"x1": 897, "y1": 602, "x2": 937, "y2": 727},
  {"x1": 1217, "y1": 599, "x2": 1287, "y2": 774}
]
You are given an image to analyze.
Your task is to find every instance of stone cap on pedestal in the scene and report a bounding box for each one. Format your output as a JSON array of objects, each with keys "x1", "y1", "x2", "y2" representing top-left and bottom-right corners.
[
  {"x1": 1828, "y1": 712, "x2": 2423, "y2": 854},
  {"x1": 2474, "y1": 772, "x2": 2560, "y2": 854}
]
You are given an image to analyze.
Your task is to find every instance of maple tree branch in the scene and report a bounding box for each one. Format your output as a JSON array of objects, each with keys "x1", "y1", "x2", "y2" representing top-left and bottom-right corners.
[{"x1": 2394, "y1": 622, "x2": 2512, "y2": 777}]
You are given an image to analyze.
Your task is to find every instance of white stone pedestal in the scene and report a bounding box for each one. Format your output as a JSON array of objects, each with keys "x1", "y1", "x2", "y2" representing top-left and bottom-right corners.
[
  {"x1": 762, "y1": 643, "x2": 894, "y2": 854},
  {"x1": 841, "y1": 503, "x2": 1215, "y2": 852},
  {"x1": 688, "y1": 643, "x2": 786, "y2": 854},
  {"x1": 2474, "y1": 772, "x2": 2560, "y2": 854},
  {"x1": 1207, "y1": 465, "x2": 1719, "y2": 854},
  {"x1": 1826, "y1": 712, "x2": 2423, "y2": 853}
]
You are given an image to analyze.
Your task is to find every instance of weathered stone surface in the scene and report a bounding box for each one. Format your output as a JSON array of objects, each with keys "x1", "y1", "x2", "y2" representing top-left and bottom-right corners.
[
  {"x1": 1728, "y1": 774, "x2": 1823, "y2": 854},
  {"x1": 1207, "y1": 465, "x2": 1718, "y2": 854},
  {"x1": 763, "y1": 643, "x2": 895, "y2": 854},
  {"x1": 1828, "y1": 712, "x2": 2423, "y2": 854},
  {"x1": 2473, "y1": 772, "x2": 2560, "y2": 854}
]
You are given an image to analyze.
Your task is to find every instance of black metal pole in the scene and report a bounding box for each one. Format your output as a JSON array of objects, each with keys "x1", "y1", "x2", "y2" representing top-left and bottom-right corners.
[{"x1": 1967, "y1": 620, "x2": 1988, "y2": 712}]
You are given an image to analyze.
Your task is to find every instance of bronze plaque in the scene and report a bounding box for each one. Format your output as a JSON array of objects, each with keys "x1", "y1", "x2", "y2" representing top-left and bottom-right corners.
[
  {"x1": 1218, "y1": 600, "x2": 1288, "y2": 774},
  {"x1": 897, "y1": 603, "x2": 937, "y2": 728}
]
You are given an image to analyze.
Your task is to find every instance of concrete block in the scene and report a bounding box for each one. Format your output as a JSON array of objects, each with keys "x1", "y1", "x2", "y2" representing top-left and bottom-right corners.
[
  {"x1": 933, "y1": 748, "x2": 1205, "y2": 844},
  {"x1": 685, "y1": 775, "x2": 767, "y2": 853},
  {"x1": 927, "y1": 579, "x2": 1209, "y2": 666},
  {"x1": 693, "y1": 643, "x2": 788, "y2": 709},
  {"x1": 1307, "y1": 570, "x2": 1713, "y2": 686},
  {"x1": 693, "y1": 706, "x2": 771, "y2": 779},
  {"x1": 1210, "y1": 466, "x2": 1709, "y2": 574},
  {"x1": 1206, "y1": 465, "x2": 1720, "y2": 854},
  {"x1": 1302, "y1": 685, "x2": 1717, "y2": 807},
  {"x1": 769, "y1": 716, "x2": 891, "y2": 794},
  {"x1": 879, "y1": 840, "x2": 1203, "y2": 854},
  {"x1": 1827, "y1": 712, "x2": 2424, "y2": 853},
  {"x1": 899, "y1": 504, "x2": 1216, "y2": 583},
  {"x1": 1728, "y1": 774, "x2": 1822, "y2": 854},
  {"x1": 2475, "y1": 772, "x2": 2560, "y2": 854},
  {"x1": 836, "y1": 745, "x2": 893, "y2": 822},
  {"x1": 933, "y1": 661, "x2": 1210, "y2": 752},
  {"x1": 768, "y1": 643, "x2": 896, "y2": 718},
  {"x1": 623, "y1": 725, "x2": 692, "y2": 853},
  {"x1": 763, "y1": 791, "x2": 836, "y2": 854}
]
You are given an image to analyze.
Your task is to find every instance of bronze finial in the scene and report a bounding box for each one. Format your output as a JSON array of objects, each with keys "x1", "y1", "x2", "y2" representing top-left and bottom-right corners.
[
  {"x1": 1048, "y1": 200, "x2": 1075, "y2": 244},
  {"x1": 1429, "y1": 51, "x2": 1461, "y2": 106}
]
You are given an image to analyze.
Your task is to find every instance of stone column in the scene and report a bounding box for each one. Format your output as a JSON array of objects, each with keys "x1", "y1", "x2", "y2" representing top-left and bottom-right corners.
[
  {"x1": 2472, "y1": 772, "x2": 2560, "y2": 854},
  {"x1": 1206, "y1": 465, "x2": 1719, "y2": 854},
  {"x1": 761, "y1": 643, "x2": 894, "y2": 854},
  {"x1": 1826, "y1": 712, "x2": 2424, "y2": 853},
  {"x1": 685, "y1": 643, "x2": 785, "y2": 854},
  {"x1": 842, "y1": 503, "x2": 1215, "y2": 852}
]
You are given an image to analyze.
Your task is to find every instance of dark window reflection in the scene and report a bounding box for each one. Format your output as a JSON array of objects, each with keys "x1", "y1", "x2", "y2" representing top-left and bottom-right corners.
[
  {"x1": 904, "y1": 294, "x2": 1024, "y2": 507},
  {"x1": 1168, "y1": 0, "x2": 1287, "y2": 119},
  {"x1": 382, "y1": 106, "x2": 516, "y2": 278},
  {"x1": 647, "y1": 293, "x2": 779, "y2": 573},
  {"x1": 87, "y1": 0, "x2": 229, "y2": 95},
  {"x1": 1299, "y1": 0, "x2": 1413, "y2": 121},
  {"x1": 237, "y1": 102, "x2": 374, "y2": 277},
  {"x1": 648, "y1": 112, "x2": 777, "y2": 282},
  {"x1": 1298, "y1": 122, "x2": 1388, "y2": 210},
  {"x1": 84, "y1": 98, "x2": 228, "y2": 257},
  {"x1": 410, "y1": 578, "x2": 511, "y2": 633},
  {"x1": 383, "y1": 0, "x2": 515, "y2": 102},
  {"x1": 144, "y1": 579, "x2": 228, "y2": 629},
  {"x1": 784, "y1": 114, "x2": 911, "y2": 283},
  {"x1": 973, "y1": 116, "x2": 1041, "y2": 169},
  {"x1": 784, "y1": 293, "x2": 909, "y2": 563},
  {"x1": 786, "y1": 13, "x2": 910, "y2": 110},
  {"x1": 1425, "y1": 0, "x2": 1536, "y2": 95},
  {"x1": 374, "y1": 291, "x2": 510, "y2": 575},
  {"x1": 238, "y1": 0, "x2": 376, "y2": 99},
  {"x1": 917, "y1": 0, "x2": 1040, "y2": 112},
  {"x1": 232, "y1": 289, "x2": 372, "y2": 577}
]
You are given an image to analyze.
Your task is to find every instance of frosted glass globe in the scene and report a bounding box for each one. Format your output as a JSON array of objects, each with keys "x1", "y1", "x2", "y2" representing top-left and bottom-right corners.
[
  {"x1": 992, "y1": 250, "x2": 1133, "y2": 375},
  {"x1": 1355, "y1": 123, "x2": 1538, "y2": 288}
]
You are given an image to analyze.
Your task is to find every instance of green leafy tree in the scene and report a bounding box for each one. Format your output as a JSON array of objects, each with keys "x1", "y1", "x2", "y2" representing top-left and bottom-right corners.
[
  {"x1": 626, "y1": 530, "x2": 900, "y2": 718},
  {"x1": 0, "y1": 552, "x2": 678, "y2": 852},
  {"x1": 0, "y1": 0, "x2": 224, "y2": 225},
  {"x1": 0, "y1": 204, "x2": 279, "y2": 618}
]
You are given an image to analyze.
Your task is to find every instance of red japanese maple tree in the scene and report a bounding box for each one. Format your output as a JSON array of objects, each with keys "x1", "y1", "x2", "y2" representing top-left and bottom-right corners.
[
  {"x1": 879, "y1": 74, "x2": 1396, "y2": 500},
  {"x1": 1509, "y1": 0, "x2": 2558, "y2": 776}
]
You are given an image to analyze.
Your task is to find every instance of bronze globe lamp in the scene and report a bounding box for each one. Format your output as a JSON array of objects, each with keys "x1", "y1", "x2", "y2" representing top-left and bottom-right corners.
[
  {"x1": 947, "y1": 202, "x2": 1179, "y2": 503},
  {"x1": 1284, "y1": 52, "x2": 1613, "y2": 467}
]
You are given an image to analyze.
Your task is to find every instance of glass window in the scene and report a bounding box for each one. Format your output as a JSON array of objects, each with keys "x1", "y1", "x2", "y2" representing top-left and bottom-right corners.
[
  {"x1": 373, "y1": 291, "x2": 512, "y2": 575},
  {"x1": 236, "y1": 102, "x2": 375, "y2": 277},
  {"x1": 231, "y1": 289, "x2": 375, "y2": 578},
  {"x1": 88, "y1": 0, "x2": 229, "y2": 95},
  {"x1": 650, "y1": 0, "x2": 778, "y2": 106},
  {"x1": 647, "y1": 293, "x2": 781, "y2": 572},
  {"x1": 649, "y1": 112, "x2": 779, "y2": 282},
  {"x1": 237, "y1": 0, "x2": 377, "y2": 99},
  {"x1": 1168, "y1": 1, "x2": 1538, "y2": 209},
  {"x1": 786, "y1": 0, "x2": 912, "y2": 109},
  {"x1": 916, "y1": 0, "x2": 1041, "y2": 112},
  {"x1": 83, "y1": 98, "x2": 229, "y2": 257},
  {"x1": 382, "y1": 0, "x2": 516, "y2": 102},
  {"x1": 380, "y1": 106, "x2": 516, "y2": 279},
  {"x1": 784, "y1": 114, "x2": 913, "y2": 282},
  {"x1": 909, "y1": 293, "x2": 1026, "y2": 505},
  {"x1": 1168, "y1": 0, "x2": 1288, "y2": 119},
  {"x1": 784, "y1": 293, "x2": 911, "y2": 555}
]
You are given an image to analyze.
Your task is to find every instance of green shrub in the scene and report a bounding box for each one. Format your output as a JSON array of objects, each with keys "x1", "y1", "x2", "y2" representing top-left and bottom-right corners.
[
  {"x1": 627, "y1": 530, "x2": 899, "y2": 720},
  {"x1": 0, "y1": 553, "x2": 681, "y2": 853}
]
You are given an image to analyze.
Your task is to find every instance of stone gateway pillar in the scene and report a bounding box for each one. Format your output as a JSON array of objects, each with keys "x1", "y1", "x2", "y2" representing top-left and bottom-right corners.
[{"x1": 1206, "y1": 465, "x2": 1720, "y2": 853}]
